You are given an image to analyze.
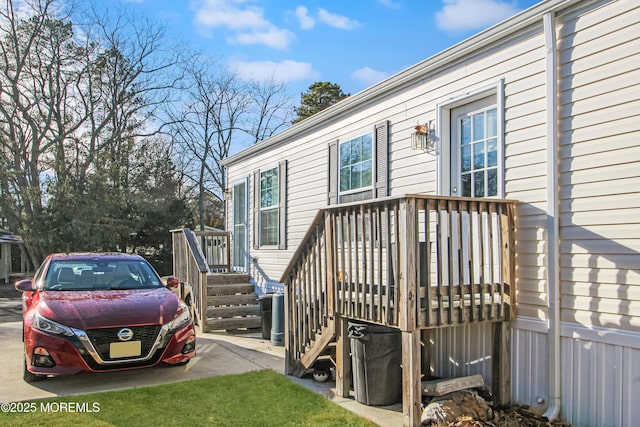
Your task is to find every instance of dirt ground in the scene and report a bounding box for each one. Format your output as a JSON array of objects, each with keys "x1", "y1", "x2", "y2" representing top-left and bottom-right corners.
[{"x1": 428, "y1": 402, "x2": 572, "y2": 427}]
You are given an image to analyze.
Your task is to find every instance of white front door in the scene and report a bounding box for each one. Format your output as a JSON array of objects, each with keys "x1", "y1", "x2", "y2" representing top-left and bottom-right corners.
[{"x1": 232, "y1": 178, "x2": 249, "y2": 272}]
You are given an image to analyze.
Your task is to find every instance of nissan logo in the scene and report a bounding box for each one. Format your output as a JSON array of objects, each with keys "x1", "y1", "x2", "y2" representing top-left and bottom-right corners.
[{"x1": 117, "y1": 328, "x2": 134, "y2": 342}]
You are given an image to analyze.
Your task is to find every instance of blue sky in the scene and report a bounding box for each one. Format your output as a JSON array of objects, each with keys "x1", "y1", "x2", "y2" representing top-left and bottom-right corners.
[{"x1": 117, "y1": 0, "x2": 540, "y2": 98}]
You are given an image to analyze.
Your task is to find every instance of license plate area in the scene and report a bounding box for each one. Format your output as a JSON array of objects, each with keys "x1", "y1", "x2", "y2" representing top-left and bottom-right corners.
[{"x1": 109, "y1": 341, "x2": 142, "y2": 358}]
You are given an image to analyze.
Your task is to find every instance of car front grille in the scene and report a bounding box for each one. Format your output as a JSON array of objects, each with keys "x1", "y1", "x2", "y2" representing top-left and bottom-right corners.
[{"x1": 86, "y1": 325, "x2": 161, "y2": 361}]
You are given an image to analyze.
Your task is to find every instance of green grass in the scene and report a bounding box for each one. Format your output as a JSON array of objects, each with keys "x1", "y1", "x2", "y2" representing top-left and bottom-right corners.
[{"x1": 0, "y1": 370, "x2": 377, "y2": 427}]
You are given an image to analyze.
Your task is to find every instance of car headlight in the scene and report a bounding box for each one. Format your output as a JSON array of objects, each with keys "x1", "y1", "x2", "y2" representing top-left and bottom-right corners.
[
  {"x1": 34, "y1": 313, "x2": 75, "y2": 337},
  {"x1": 167, "y1": 304, "x2": 191, "y2": 332}
]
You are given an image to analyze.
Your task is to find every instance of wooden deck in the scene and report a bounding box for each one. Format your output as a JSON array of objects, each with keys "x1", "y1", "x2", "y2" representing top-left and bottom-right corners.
[{"x1": 280, "y1": 195, "x2": 516, "y2": 426}]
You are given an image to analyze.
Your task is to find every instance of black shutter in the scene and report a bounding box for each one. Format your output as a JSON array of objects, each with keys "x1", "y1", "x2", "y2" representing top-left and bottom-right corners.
[
  {"x1": 328, "y1": 140, "x2": 338, "y2": 205},
  {"x1": 253, "y1": 169, "x2": 260, "y2": 249},
  {"x1": 278, "y1": 160, "x2": 287, "y2": 250},
  {"x1": 375, "y1": 120, "x2": 389, "y2": 198}
]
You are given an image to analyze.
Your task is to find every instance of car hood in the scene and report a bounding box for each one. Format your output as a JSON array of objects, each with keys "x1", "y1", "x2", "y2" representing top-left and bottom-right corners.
[{"x1": 37, "y1": 288, "x2": 181, "y2": 330}]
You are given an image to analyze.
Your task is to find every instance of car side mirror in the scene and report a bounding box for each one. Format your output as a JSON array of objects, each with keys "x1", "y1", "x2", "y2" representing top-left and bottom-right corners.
[
  {"x1": 165, "y1": 276, "x2": 180, "y2": 288},
  {"x1": 15, "y1": 279, "x2": 34, "y2": 292}
]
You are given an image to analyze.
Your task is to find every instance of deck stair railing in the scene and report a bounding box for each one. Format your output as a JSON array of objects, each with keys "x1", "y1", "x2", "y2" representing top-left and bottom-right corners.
[
  {"x1": 171, "y1": 228, "x2": 210, "y2": 330},
  {"x1": 280, "y1": 194, "x2": 516, "y2": 377}
]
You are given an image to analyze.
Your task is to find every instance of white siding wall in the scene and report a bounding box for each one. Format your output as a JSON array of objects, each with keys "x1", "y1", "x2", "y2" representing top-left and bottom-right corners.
[
  {"x1": 557, "y1": 0, "x2": 640, "y2": 332},
  {"x1": 225, "y1": 0, "x2": 640, "y2": 424},
  {"x1": 510, "y1": 1, "x2": 640, "y2": 426}
]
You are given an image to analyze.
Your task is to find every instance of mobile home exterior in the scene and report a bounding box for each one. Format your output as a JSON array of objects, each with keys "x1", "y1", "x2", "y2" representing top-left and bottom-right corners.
[{"x1": 221, "y1": 0, "x2": 640, "y2": 425}]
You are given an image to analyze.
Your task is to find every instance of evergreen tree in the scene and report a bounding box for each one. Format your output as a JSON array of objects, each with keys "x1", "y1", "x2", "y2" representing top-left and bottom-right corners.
[{"x1": 293, "y1": 82, "x2": 349, "y2": 123}]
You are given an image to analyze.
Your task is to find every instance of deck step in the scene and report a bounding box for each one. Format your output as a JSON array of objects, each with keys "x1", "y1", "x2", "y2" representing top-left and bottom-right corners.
[
  {"x1": 203, "y1": 272, "x2": 260, "y2": 331},
  {"x1": 207, "y1": 316, "x2": 261, "y2": 331},
  {"x1": 207, "y1": 304, "x2": 260, "y2": 318},
  {"x1": 207, "y1": 284, "x2": 255, "y2": 296},
  {"x1": 208, "y1": 294, "x2": 258, "y2": 306},
  {"x1": 207, "y1": 273, "x2": 250, "y2": 285}
]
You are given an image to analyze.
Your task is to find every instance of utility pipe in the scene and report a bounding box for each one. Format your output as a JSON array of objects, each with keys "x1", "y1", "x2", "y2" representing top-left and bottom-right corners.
[{"x1": 543, "y1": 11, "x2": 561, "y2": 422}]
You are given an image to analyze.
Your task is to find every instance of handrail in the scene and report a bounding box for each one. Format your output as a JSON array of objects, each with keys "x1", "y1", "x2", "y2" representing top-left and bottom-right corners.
[{"x1": 171, "y1": 228, "x2": 210, "y2": 332}]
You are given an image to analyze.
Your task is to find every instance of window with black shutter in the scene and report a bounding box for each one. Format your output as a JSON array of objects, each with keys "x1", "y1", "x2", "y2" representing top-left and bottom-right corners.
[{"x1": 327, "y1": 120, "x2": 389, "y2": 204}]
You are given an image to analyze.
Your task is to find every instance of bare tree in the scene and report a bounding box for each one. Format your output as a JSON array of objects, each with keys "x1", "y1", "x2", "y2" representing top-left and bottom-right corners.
[
  {"x1": 245, "y1": 76, "x2": 293, "y2": 144},
  {"x1": 0, "y1": 0, "x2": 86, "y2": 264},
  {"x1": 167, "y1": 60, "x2": 292, "y2": 231},
  {"x1": 167, "y1": 61, "x2": 249, "y2": 231},
  {"x1": 0, "y1": 0, "x2": 187, "y2": 265}
]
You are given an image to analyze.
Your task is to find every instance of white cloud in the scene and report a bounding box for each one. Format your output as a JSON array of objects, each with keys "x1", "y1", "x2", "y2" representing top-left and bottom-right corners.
[
  {"x1": 230, "y1": 59, "x2": 319, "y2": 83},
  {"x1": 194, "y1": 0, "x2": 268, "y2": 31},
  {"x1": 317, "y1": 8, "x2": 360, "y2": 30},
  {"x1": 377, "y1": 0, "x2": 401, "y2": 9},
  {"x1": 193, "y1": 0, "x2": 294, "y2": 49},
  {"x1": 351, "y1": 67, "x2": 390, "y2": 86},
  {"x1": 295, "y1": 6, "x2": 315, "y2": 30},
  {"x1": 435, "y1": 0, "x2": 520, "y2": 33},
  {"x1": 231, "y1": 28, "x2": 295, "y2": 50}
]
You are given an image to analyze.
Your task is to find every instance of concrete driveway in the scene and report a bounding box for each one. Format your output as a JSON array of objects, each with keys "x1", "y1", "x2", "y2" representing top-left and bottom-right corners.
[
  {"x1": 0, "y1": 285, "x2": 285, "y2": 403},
  {"x1": 0, "y1": 319, "x2": 285, "y2": 403}
]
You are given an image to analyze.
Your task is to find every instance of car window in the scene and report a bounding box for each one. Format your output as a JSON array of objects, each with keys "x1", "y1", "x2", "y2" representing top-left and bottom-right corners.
[{"x1": 44, "y1": 259, "x2": 162, "y2": 291}]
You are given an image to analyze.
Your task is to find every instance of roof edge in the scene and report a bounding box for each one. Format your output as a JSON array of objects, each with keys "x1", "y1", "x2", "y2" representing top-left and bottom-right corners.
[{"x1": 221, "y1": 0, "x2": 580, "y2": 167}]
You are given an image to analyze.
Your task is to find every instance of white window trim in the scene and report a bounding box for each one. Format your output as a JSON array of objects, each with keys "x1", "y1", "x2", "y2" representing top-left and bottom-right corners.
[{"x1": 436, "y1": 79, "x2": 505, "y2": 198}]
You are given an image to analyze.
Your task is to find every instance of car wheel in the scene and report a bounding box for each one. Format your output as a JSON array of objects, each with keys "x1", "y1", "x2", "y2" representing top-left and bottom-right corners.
[{"x1": 23, "y1": 356, "x2": 45, "y2": 383}]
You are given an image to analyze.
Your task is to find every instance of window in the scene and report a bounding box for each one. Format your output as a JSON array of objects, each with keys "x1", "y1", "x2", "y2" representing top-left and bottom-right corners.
[
  {"x1": 328, "y1": 121, "x2": 388, "y2": 205},
  {"x1": 459, "y1": 107, "x2": 498, "y2": 197},
  {"x1": 260, "y1": 167, "x2": 279, "y2": 246},
  {"x1": 253, "y1": 161, "x2": 287, "y2": 249},
  {"x1": 339, "y1": 134, "x2": 373, "y2": 194}
]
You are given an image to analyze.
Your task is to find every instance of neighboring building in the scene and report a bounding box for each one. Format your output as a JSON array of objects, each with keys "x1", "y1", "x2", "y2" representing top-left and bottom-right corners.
[
  {"x1": 0, "y1": 229, "x2": 27, "y2": 283},
  {"x1": 221, "y1": 0, "x2": 639, "y2": 425}
]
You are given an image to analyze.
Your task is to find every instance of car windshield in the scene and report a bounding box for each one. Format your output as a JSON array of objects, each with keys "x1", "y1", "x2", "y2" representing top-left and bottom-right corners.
[{"x1": 43, "y1": 259, "x2": 162, "y2": 291}]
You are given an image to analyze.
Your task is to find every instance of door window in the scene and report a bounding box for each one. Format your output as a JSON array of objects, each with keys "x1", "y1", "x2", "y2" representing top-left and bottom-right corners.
[{"x1": 459, "y1": 107, "x2": 498, "y2": 197}]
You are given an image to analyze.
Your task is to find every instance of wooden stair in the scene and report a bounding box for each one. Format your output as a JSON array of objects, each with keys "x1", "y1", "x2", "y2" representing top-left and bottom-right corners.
[
  {"x1": 205, "y1": 273, "x2": 261, "y2": 331},
  {"x1": 290, "y1": 322, "x2": 336, "y2": 377}
]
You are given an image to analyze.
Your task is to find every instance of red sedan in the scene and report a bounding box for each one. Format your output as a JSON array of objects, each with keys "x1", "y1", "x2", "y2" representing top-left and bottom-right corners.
[{"x1": 15, "y1": 253, "x2": 196, "y2": 382}]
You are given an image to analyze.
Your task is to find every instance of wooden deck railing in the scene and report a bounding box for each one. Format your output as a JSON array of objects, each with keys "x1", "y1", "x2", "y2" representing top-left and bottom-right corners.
[
  {"x1": 171, "y1": 228, "x2": 210, "y2": 332},
  {"x1": 193, "y1": 230, "x2": 231, "y2": 272},
  {"x1": 280, "y1": 194, "x2": 516, "y2": 374}
]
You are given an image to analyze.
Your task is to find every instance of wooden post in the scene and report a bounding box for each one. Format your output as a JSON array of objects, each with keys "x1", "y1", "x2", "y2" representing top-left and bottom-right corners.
[
  {"x1": 492, "y1": 320, "x2": 511, "y2": 405},
  {"x1": 399, "y1": 198, "x2": 420, "y2": 426},
  {"x1": 335, "y1": 314, "x2": 351, "y2": 398},
  {"x1": 398, "y1": 198, "x2": 417, "y2": 332},
  {"x1": 225, "y1": 231, "x2": 232, "y2": 272},
  {"x1": 199, "y1": 270, "x2": 209, "y2": 333},
  {"x1": 402, "y1": 330, "x2": 422, "y2": 427},
  {"x1": 421, "y1": 329, "x2": 431, "y2": 378}
]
